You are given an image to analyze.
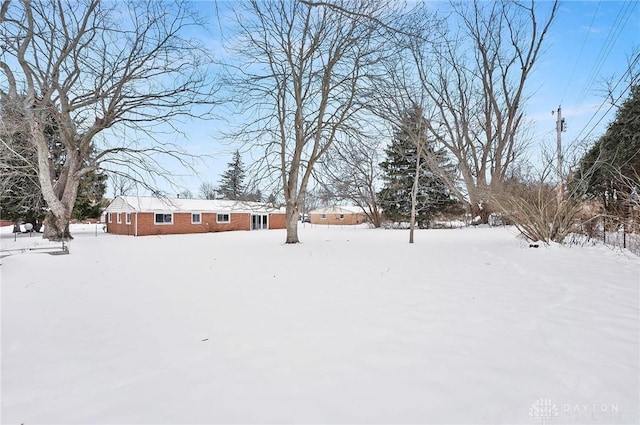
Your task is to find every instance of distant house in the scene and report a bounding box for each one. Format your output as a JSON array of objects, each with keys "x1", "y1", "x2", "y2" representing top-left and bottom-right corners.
[
  {"x1": 104, "y1": 196, "x2": 286, "y2": 236},
  {"x1": 308, "y1": 206, "x2": 366, "y2": 225}
]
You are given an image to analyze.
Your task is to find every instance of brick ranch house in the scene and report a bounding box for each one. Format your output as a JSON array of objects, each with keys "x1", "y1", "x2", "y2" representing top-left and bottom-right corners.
[
  {"x1": 308, "y1": 206, "x2": 366, "y2": 225},
  {"x1": 104, "y1": 196, "x2": 286, "y2": 236}
]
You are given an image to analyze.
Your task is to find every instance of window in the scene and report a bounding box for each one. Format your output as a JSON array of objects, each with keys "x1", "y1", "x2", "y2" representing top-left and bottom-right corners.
[
  {"x1": 217, "y1": 213, "x2": 230, "y2": 223},
  {"x1": 117, "y1": 213, "x2": 122, "y2": 224},
  {"x1": 192, "y1": 213, "x2": 202, "y2": 224},
  {"x1": 320, "y1": 214, "x2": 327, "y2": 220},
  {"x1": 108, "y1": 213, "x2": 112, "y2": 223},
  {"x1": 154, "y1": 213, "x2": 173, "y2": 225},
  {"x1": 126, "y1": 213, "x2": 131, "y2": 225},
  {"x1": 339, "y1": 214, "x2": 345, "y2": 220}
]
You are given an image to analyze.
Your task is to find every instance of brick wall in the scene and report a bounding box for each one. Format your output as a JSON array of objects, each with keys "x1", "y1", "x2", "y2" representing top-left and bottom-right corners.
[
  {"x1": 136, "y1": 212, "x2": 249, "y2": 236},
  {"x1": 203, "y1": 213, "x2": 250, "y2": 233},
  {"x1": 106, "y1": 211, "x2": 286, "y2": 236},
  {"x1": 105, "y1": 212, "x2": 136, "y2": 236},
  {"x1": 269, "y1": 213, "x2": 286, "y2": 229}
]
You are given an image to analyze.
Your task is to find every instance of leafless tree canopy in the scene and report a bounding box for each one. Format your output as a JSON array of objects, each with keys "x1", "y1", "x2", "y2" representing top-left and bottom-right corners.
[
  {"x1": 0, "y1": 0, "x2": 218, "y2": 240},
  {"x1": 319, "y1": 137, "x2": 383, "y2": 228},
  {"x1": 198, "y1": 182, "x2": 217, "y2": 200},
  {"x1": 403, "y1": 0, "x2": 558, "y2": 222},
  {"x1": 492, "y1": 162, "x2": 583, "y2": 244},
  {"x1": 221, "y1": 0, "x2": 398, "y2": 243}
]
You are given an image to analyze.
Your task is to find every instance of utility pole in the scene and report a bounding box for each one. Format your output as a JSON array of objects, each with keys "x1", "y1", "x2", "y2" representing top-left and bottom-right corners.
[{"x1": 553, "y1": 105, "x2": 566, "y2": 203}]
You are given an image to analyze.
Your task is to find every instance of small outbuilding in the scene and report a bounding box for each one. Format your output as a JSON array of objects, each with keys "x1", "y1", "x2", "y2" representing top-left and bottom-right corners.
[
  {"x1": 308, "y1": 206, "x2": 366, "y2": 225},
  {"x1": 104, "y1": 196, "x2": 286, "y2": 236}
]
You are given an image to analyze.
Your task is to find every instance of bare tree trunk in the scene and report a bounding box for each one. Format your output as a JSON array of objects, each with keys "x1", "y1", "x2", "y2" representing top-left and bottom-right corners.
[
  {"x1": 409, "y1": 169, "x2": 417, "y2": 243},
  {"x1": 30, "y1": 115, "x2": 81, "y2": 240},
  {"x1": 409, "y1": 138, "x2": 423, "y2": 243},
  {"x1": 43, "y1": 211, "x2": 71, "y2": 240},
  {"x1": 470, "y1": 202, "x2": 490, "y2": 225},
  {"x1": 367, "y1": 207, "x2": 383, "y2": 229},
  {"x1": 285, "y1": 205, "x2": 300, "y2": 244}
]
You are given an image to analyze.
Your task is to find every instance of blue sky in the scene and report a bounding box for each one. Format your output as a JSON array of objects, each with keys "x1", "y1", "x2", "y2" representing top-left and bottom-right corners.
[
  {"x1": 145, "y1": 0, "x2": 639, "y2": 198},
  {"x1": 525, "y1": 1, "x2": 639, "y2": 162}
]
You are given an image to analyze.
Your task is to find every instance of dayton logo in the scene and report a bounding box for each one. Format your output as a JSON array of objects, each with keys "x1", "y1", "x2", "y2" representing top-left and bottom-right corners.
[{"x1": 529, "y1": 398, "x2": 559, "y2": 425}]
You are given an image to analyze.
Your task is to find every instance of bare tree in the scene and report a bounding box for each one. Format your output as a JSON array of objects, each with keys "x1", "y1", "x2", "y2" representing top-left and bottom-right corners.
[
  {"x1": 178, "y1": 189, "x2": 193, "y2": 199},
  {"x1": 491, "y1": 139, "x2": 598, "y2": 244},
  {"x1": 492, "y1": 159, "x2": 583, "y2": 244},
  {"x1": 198, "y1": 182, "x2": 217, "y2": 200},
  {"x1": 319, "y1": 136, "x2": 383, "y2": 227},
  {"x1": 109, "y1": 174, "x2": 135, "y2": 198},
  {"x1": 407, "y1": 0, "x2": 558, "y2": 223},
  {"x1": 221, "y1": 0, "x2": 396, "y2": 243},
  {"x1": 299, "y1": 187, "x2": 321, "y2": 219},
  {"x1": 0, "y1": 0, "x2": 218, "y2": 240}
]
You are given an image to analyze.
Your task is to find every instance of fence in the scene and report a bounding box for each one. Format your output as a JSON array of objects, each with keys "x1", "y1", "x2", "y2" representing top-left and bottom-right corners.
[{"x1": 581, "y1": 215, "x2": 640, "y2": 256}]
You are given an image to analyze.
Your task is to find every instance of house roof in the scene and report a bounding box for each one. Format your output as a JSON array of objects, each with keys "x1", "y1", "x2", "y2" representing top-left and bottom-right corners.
[
  {"x1": 105, "y1": 196, "x2": 285, "y2": 214},
  {"x1": 309, "y1": 205, "x2": 363, "y2": 215}
]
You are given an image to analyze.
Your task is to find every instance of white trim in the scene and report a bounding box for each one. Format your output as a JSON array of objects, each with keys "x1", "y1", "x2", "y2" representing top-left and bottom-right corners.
[
  {"x1": 117, "y1": 213, "x2": 122, "y2": 224},
  {"x1": 108, "y1": 213, "x2": 112, "y2": 223},
  {"x1": 251, "y1": 214, "x2": 269, "y2": 230},
  {"x1": 126, "y1": 213, "x2": 131, "y2": 225},
  {"x1": 216, "y1": 213, "x2": 230, "y2": 223},
  {"x1": 191, "y1": 212, "x2": 202, "y2": 224},
  {"x1": 154, "y1": 212, "x2": 173, "y2": 225},
  {"x1": 320, "y1": 214, "x2": 327, "y2": 220}
]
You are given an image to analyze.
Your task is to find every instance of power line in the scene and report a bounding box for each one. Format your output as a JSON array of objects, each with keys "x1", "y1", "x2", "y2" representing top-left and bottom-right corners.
[
  {"x1": 572, "y1": 1, "x2": 637, "y2": 114},
  {"x1": 560, "y1": 0, "x2": 600, "y2": 104},
  {"x1": 573, "y1": 52, "x2": 640, "y2": 143}
]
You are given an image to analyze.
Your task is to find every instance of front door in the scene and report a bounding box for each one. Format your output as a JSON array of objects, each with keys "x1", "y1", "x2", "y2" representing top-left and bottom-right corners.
[{"x1": 251, "y1": 214, "x2": 268, "y2": 230}]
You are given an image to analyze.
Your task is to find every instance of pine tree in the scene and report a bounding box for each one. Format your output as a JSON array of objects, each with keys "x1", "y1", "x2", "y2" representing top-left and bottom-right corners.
[
  {"x1": 1, "y1": 101, "x2": 106, "y2": 223},
  {"x1": 1, "y1": 100, "x2": 47, "y2": 225},
  {"x1": 217, "y1": 150, "x2": 247, "y2": 200},
  {"x1": 378, "y1": 107, "x2": 456, "y2": 228},
  {"x1": 575, "y1": 84, "x2": 640, "y2": 214},
  {"x1": 72, "y1": 169, "x2": 107, "y2": 220}
]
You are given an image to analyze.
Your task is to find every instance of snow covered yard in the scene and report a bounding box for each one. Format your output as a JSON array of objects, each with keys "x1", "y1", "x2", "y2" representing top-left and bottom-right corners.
[{"x1": 1, "y1": 224, "x2": 638, "y2": 424}]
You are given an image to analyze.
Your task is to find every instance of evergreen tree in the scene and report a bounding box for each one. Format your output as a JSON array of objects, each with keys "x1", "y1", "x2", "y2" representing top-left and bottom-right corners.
[
  {"x1": 0, "y1": 161, "x2": 47, "y2": 228},
  {"x1": 1, "y1": 100, "x2": 47, "y2": 226},
  {"x1": 574, "y1": 84, "x2": 640, "y2": 214},
  {"x1": 378, "y1": 107, "x2": 456, "y2": 228},
  {"x1": 0, "y1": 143, "x2": 46, "y2": 226},
  {"x1": 72, "y1": 170, "x2": 107, "y2": 220},
  {"x1": 243, "y1": 188, "x2": 262, "y2": 202},
  {"x1": 217, "y1": 150, "x2": 247, "y2": 200},
  {"x1": 1, "y1": 101, "x2": 106, "y2": 223}
]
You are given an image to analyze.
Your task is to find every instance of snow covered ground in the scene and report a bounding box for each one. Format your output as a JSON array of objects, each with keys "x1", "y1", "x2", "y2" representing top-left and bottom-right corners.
[{"x1": 1, "y1": 224, "x2": 638, "y2": 424}]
